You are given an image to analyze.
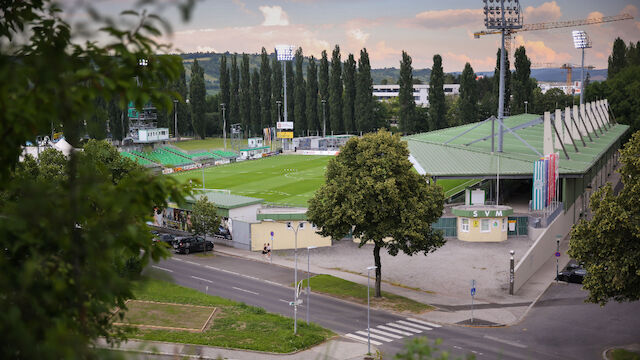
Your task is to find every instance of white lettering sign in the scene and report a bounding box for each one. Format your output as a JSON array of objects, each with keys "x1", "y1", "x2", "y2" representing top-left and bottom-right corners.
[
  {"x1": 495, "y1": 211, "x2": 503, "y2": 216},
  {"x1": 473, "y1": 210, "x2": 478, "y2": 217}
]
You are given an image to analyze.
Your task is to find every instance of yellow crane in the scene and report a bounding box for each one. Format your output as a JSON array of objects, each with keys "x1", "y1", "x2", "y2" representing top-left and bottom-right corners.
[{"x1": 531, "y1": 63, "x2": 596, "y2": 95}]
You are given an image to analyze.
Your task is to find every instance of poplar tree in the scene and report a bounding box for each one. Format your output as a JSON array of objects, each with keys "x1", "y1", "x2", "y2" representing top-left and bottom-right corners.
[
  {"x1": 512, "y1": 46, "x2": 532, "y2": 115},
  {"x1": 343, "y1": 53, "x2": 356, "y2": 134},
  {"x1": 459, "y1": 62, "x2": 478, "y2": 124},
  {"x1": 319, "y1": 50, "x2": 330, "y2": 133},
  {"x1": 286, "y1": 61, "x2": 294, "y2": 123},
  {"x1": 251, "y1": 69, "x2": 261, "y2": 138},
  {"x1": 608, "y1": 37, "x2": 627, "y2": 78},
  {"x1": 493, "y1": 48, "x2": 511, "y2": 116},
  {"x1": 306, "y1": 56, "x2": 319, "y2": 134},
  {"x1": 219, "y1": 54, "x2": 230, "y2": 136},
  {"x1": 355, "y1": 48, "x2": 374, "y2": 133},
  {"x1": 398, "y1": 51, "x2": 416, "y2": 133},
  {"x1": 189, "y1": 59, "x2": 207, "y2": 139},
  {"x1": 240, "y1": 53, "x2": 251, "y2": 135},
  {"x1": 294, "y1": 47, "x2": 306, "y2": 135},
  {"x1": 329, "y1": 45, "x2": 343, "y2": 133},
  {"x1": 429, "y1": 54, "x2": 446, "y2": 130},
  {"x1": 260, "y1": 48, "x2": 272, "y2": 131},
  {"x1": 230, "y1": 54, "x2": 240, "y2": 131},
  {"x1": 272, "y1": 56, "x2": 283, "y2": 124}
]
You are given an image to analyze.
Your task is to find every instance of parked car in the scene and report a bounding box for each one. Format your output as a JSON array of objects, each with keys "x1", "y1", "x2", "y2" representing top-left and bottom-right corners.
[
  {"x1": 215, "y1": 226, "x2": 232, "y2": 240},
  {"x1": 557, "y1": 261, "x2": 587, "y2": 284},
  {"x1": 173, "y1": 236, "x2": 213, "y2": 254},
  {"x1": 153, "y1": 233, "x2": 175, "y2": 247}
]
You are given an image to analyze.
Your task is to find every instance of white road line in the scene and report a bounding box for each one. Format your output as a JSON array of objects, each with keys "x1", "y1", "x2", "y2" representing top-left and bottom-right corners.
[
  {"x1": 377, "y1": 325, "x2": 413, "y2": 336},
  {"x1": 386, "y1": 322, "x2": 422, "y2": 333},
  {"x1": 190, "y1": 276, "x2": 213, "y2": 283},
  {"x1": 483, "y1": 335, "x2": 528, "y2": 349},
  {"x1": 355, "y1": 331, "x2": 393, "y2": 342},
  {"x1": 345, "y1": 333, "x2": 382, "y2": 346},
  {"x1": 406, "y1": 318, "x2": 442, "y2": 328},
  {"x1": 397, "y1": 320, "x2": 432, "y2": 331},
  {"x1": 232, "y1": 286, "x2": 259, "y2": 295},
  {"x1": 279, "y1": 299, "x2": 289, "y2": 303},
  {"x1": 152, "y1": 265, "x2": 174, "y2": 273},
  {"x1": 170, "y1": 257, "x2": 285, "y2": 287},
  {"x1": 453, "y1": 345, "x2": 463, "y2": 350},
  {"x1": 369, "y1": 328, "x2": 403, "y2": 339},
  {"x1": 185, "y1": 260, "x2": 199, "y2": 265}
]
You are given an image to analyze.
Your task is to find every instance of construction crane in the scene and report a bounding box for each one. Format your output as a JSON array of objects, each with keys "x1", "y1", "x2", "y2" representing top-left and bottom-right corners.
[
  {"x1": 531, "y1": 63, "x2": 596, "y2": 95},
  {"x1": 474, "y1": 13, "x2": 634, "y2": 60}
]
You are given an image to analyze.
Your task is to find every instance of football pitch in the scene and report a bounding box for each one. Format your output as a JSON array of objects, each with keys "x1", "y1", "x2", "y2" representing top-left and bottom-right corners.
[{"x1": 170, "y1": 155, "x2": 475, "y2": 206}]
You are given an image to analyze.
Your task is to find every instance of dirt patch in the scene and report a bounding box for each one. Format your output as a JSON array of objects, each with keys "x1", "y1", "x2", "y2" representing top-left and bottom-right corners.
[{"x1": 113, "y1": 300, "x2": 216, "y2": 332}]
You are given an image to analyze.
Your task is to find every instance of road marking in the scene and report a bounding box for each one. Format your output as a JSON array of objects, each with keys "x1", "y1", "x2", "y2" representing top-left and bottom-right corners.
[
  {"x1": 386, "y1": 322, "x2": 422, "y2": 333},
  {"x1": 345, "y1": 333, "x2": 382, "y2": 346},
  {"x1": 190, "y1": 276, "x2": 213, "y2": 283},
  {"x1": 397, "y1": 320, "x2": 432, "y2": 331},
  {"x1": 483, "y1": 335, "x2": 528, "y2": 349},
  {"x1": 377, "y1": 325, "x2": 413, "y2": 336},
  {"x1": 152, "y1": 265, "x2": 173, "y2": 273},
  {"x1": 406, "y1": 318, "x2": 442, "y2": 328},
  {"x1": 185, "y1": 260, "x2": 199, "y2": 265},
  {"x1": 170, "y1": 257, "x2": 284, "y2": 287},
  {"x1": 369, "y1": 328, "x2": 403, "y2": 339},
  {"x1": 453, "y1": 345, "x2": 463, "y2": 350},
  {"x1": 279, "y1": 299, "x2": 289, "y2": 303},
  {"x1": 355, "y1": 330, "x2": 393, "y2": 342},
  {"x1": 232, "y1": 286, "x2": 259, "y2": 295}
]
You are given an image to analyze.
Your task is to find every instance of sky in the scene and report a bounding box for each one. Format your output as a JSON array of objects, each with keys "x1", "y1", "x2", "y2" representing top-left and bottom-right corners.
[{"x1": 66, "y1": 0, "x2": 640, "y2": 72}]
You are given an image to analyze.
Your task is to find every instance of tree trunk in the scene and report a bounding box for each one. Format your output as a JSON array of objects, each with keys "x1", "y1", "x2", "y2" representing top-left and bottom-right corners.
[{"x1": 373, "y1": 244, "x2": 382, "y2": 298}]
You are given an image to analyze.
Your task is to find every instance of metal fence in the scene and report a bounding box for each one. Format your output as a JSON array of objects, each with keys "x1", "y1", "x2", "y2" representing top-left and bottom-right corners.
[
  {"x1": 507, "y1": 216, "x2": 529, "y2": 236},
  {"x1": 432, "y1": 217, "x2": 457, "y2": 237}
]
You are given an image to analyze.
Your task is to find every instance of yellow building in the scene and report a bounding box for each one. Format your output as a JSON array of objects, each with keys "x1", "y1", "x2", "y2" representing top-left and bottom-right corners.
[
  {"x1": 451, "y1": 205, "x2": 513, "y2": 242},
  {"x1": 253, "y1": 208, "x2": 331, "y2": 251}
]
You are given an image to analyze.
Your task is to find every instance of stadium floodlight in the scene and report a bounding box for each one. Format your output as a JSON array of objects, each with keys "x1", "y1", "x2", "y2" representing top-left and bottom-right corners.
[
  {"x1": 275, "y1": 45, "x2": 295, "y2": 61},
  {"x1": 572, "y1": 30, "x2": 592, "y2": 105},
  {"x1": 482, "y1": 0, "x2": 522, "y2": 153}
]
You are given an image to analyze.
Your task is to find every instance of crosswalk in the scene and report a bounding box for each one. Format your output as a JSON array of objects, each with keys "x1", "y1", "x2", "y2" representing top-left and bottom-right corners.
[{"x1": 344, "y1": 318, "x2": 442, "y2": 346}]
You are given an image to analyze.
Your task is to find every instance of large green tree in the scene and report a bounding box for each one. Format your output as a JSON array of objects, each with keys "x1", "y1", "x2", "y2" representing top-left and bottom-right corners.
[
  {"x1": 307, "y1": 130, "x2": 445, "y2": 297},
  {"x1": 493, "y1": 48, "x2": 511, "y2": 116},
  {"x1": 230, "y1": 54, "x2": 240, "y2": 131},
  {"x1": 569, "y1": 130, "x2": 640, "y2": 305},
  {"x1": 458, "y1": 62, "x2": 478, "y2": 125},
  {"x1": 190, "y1": 59, "x2": 207, "y2": 139},
  {"x1": 429, "y1": 54, "x2": 446, "y2": 130},
  {"x1": 286, "y1": 61, "x2": 295, "y2": 123},
  {"x1": 329, "y1": 45, "x2": 343, "y2": 133},
  {"x1": 260, "y1": 47, "x2": 272, "y2": 130},
  {"x1": 251, "y1": 68, "x2": 262, "y2": 138},
  {"x1": 87, "y1": 96, "x2": 108, "y2": 140},
  {"x1": 319, "y1": 50, "x2": 330, "y2": 133},
  {"x1": 271, "y1": 56, "x2": 283, "y2": 124},
  {"x1": 306, "y1": 56, "x2": 319, "y2": 134},
  {"x1": 608, "y1": 37, "x2": 628, "y2": 79},
  {"x1": 191, "y1": 196, "x2": 220, "y2": 255},
  {"x1": 343, "y1": 53, "x2": 357, "y2": 134},
  {"x1": 219, "y1": 54, "x2": 230, "y2": 136},
  {"x1": 294, "y1": 47, "x2": 306, "y2": 135},
  {"x1": 175, "y1": 68, "x2": 191, "y2": 137},
  {"x1": 511, "y1": 46, "x2": 533, "y2": 115},
  {"x1": 398, "y1": 51, "x2": 416, "y2": 134},
  {"x1": 240, "y1": 53, "x2": 252, "y2": 135},
  {"x1": 355, "y1": 48, "x2": 375, "y2": 133}
]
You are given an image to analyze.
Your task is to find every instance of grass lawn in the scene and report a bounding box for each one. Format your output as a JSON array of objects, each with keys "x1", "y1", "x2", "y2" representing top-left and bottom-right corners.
[
  {"x1": 298, "y1": 274, "x2": 434, "y2": 313},
  {"x1": 116, "y1": 300, "x2": 214, "y2": 330},
  {"x1": 128, "y1": 277, "x2": 334, "y2": 353},
  {"x1": 608, "y1": 349, "x2": 640, "y2": 360}
]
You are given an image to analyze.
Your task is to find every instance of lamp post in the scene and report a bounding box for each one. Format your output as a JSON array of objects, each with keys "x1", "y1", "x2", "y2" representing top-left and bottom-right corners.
[
  {"x1": 306, "y1": 246, "x2": 317, "y2": 325},
  {"x1": 276, "y1": 100, "x2": 282, "y2": 151},
  {"x1": 556, "y1": 235, "x2": 562, "y2": 283},
  {"x1": 173, "y1": 99, "x2": 179, "y2": 141},
  {"x1": 321, "y1": 99, "x2": 327, "y2": 137},
  {"x1": 366, "y1": 265, "x2": 377, "y2": 355},
  {"x1": 220, "y1": 103, "x2": 227, "y2": 151},
  {"x1": 286, "y1": 221, "x2": 304, "y2": 334},
  {"x1": 524, "y1": 101, "x2": 528, "y2": 114},
  {"x1": 509, "y1": 250, "x2": 515, "y2": 295},
  {"x1": 276, "y1": 45, "x2": 295, "y2": 151},
  {"x1": 572, "y1": 30, "x2": 592, "y2": 106},
  {"x1": 482, "y1": 0, "x2": 522, "y2": 152}
]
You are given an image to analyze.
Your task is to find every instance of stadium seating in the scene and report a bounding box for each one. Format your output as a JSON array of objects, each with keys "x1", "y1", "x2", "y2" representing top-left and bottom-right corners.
[
  {"x1": 140, "y1": 148, "x2": 193, "y2": 166},
  {"x1": 212, "y1": 150, "x2": 238, "y2": 158},
  {"x1": 120, "y1": 151, "x2": 156, "y2": 166}
]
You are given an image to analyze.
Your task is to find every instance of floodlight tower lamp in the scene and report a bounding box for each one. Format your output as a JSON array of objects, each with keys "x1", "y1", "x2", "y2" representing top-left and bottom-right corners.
[{"x1": 572, "y1": 30, "x2": 592, "y2": 106}]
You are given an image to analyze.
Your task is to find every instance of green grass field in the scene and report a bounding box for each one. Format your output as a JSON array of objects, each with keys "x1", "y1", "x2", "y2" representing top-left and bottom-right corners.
[{"x1": 170, "y1": 154, "x2": 475, "y2": 206}]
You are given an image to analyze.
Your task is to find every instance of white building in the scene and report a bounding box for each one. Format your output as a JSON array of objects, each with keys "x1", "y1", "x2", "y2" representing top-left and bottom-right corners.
[
  {"x1": 137, "y1": 128, "x2": 169, "y2": 143},
  {"x1": 538, "y1": 81, "x2": 582, "y2": 95},
  {"x1": 372, "y1": 84, "x2": 460, "y2": 107}
]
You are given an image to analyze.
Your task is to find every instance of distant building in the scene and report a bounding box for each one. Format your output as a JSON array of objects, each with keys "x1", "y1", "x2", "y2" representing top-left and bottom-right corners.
[
  {"x1": 126, "y1": 101, "x2": 169, "y2": 143},
  {"x1": 538, "y1": 81, "x2": 582, "y2": 95},
  {"x1": 372, "y1": 84, "x2": 460, "y2": 107}
]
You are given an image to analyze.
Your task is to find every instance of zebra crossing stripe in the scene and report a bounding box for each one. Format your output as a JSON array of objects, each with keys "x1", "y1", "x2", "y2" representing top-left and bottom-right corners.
[
  {"x1": 406, "y1": 318, "x2": 442, "y2": 328},
  {"x1": 397, "y1": 320, "x2": 432, "y2": 331},
  {"x1": 345, "y1": 333, "x2": 382, "y2": 346},
  {"x1": 387, "y1": 322, "x2": 422, "y2": 333},
  {"x1": 377, "y1": 325, "x2": 413, "y2": 336},
  {"x1": 369, "y1": 328, "x2": 403, "y2": 339},
  {"x1": 355, "y1": 331, "x2": 393, "y2": 342}
]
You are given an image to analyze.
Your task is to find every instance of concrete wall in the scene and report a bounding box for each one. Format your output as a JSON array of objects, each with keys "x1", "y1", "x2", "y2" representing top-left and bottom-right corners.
[
  {"x1": 250, "y1": 221, "x2": 331, "y2": 251},
  {"x1": 230, "y1": 219, "x2": 253, "y2": 250},
  {"x1": 229, "y1": 204, "x2": 261, "y2": 222}
]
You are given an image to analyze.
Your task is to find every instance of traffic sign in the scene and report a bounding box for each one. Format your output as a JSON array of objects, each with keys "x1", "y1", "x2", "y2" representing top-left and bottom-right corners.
[
  {"x1": 555, "y1": 251, "x2": 561, "y2": 257},
  {"x1": 471, "y1": 287, "x2": 476, "y2": 296},
  {"x1": 270, "y1": 231, "x2": 274, "y2": 237}
]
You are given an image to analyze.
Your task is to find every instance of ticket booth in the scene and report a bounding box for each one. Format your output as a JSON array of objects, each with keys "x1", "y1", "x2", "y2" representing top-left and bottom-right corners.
[{"x1": 451, "y1": 205, "x2": 513, "y2": 242}]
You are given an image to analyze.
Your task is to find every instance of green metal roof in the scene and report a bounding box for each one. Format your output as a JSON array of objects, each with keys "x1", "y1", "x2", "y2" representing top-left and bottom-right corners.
[
  {"x1": 405, "y1": 113, "x2": 629, "y2": 178},
  {"x1": 257, "y1": 207, "x2": 307, "y2": 221},
  {"x1": 186, "y1": 191, "x2": 264, "y2": 209}
]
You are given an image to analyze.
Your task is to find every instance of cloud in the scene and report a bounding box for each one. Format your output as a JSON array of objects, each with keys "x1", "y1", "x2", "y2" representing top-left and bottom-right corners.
[
  {"x1": 444, "y1": 52, "x2": 495, "y2": 71},
  {"x1": 232, "y1": 0, "x2": 253, "y2": 15},
  {"x1": 513, "y1": 35, "x2": 571, "y2": 64},
  {"x1": 406, "y1": 8, "x2": 483, "y2": 29},
  {"x1": 346, "y1": 28, "x2": 369, "y2": 44},
  {"x1": 523, "y1": 1, "x2": 562, "y2": 24},
  {"x1": 369, "y1": 41, "x2": 402, "y2": 64},
  {"x1": 259, "y1": 6, "x2": 290, "y2": 26}
]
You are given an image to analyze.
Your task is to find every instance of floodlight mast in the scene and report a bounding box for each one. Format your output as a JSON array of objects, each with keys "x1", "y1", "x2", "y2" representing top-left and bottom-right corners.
[
  {"x1": 572, "y1": 30, "x2": 592, "y2": 106},
  {"x1": 483, "y1": 0, "x2": 522, "y2": 153},
  {"x1": 276, "y1": 45, "x2": 295, "y2": 151}
]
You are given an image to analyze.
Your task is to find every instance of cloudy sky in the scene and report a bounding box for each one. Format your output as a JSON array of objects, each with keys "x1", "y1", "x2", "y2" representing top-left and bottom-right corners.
[{"x1": 74, "y1": 0, "x2": 639, "y2": 72}]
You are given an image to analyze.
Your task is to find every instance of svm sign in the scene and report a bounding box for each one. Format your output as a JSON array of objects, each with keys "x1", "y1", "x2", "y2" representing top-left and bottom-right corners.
[{"x1": 451, "y1": 207, "x2": 513, "y2": 218}]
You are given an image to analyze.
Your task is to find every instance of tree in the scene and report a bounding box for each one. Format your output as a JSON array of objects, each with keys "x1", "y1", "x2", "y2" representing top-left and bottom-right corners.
[
  {"x1": 429, "y1": 54, "x2": 446, "y2": 130},
  {"x1": 398, "y1": 51, "x2": 416, "y2": 134},
  {"x1": 240, "y1": 53, "x2": 252, "y2": 135},
  {"x1": 230, "y1": 54, "x2": 240, "y2": 132},
  {"x1": 176, "y1": 67, "x2": 191, "y2": 137},
  {"x1": 191, "y1": 196, "x2": 220, "y2": 255},
  {"x1": 307, "y1": 130, "x2": 445, "y2": 297},
  {"x1": 319, "y1": 50, "x2": 330, "y2": 133},
  {"x1": 190, "y1": 59, "x2": 207, "y2": 139},
  {"x1": 343, "y1": 53, "x2": 356, "y2": 134},
  {"x1": 251, "y1": 68, "x2": 262, "y2": 138},
  {"x1": 511, "y1": 46, "x2": 532, "y2": 115},
  {"x1": 608, "y1": 37, "x2": 627, "y2": 79},
  {"x1": 306, "y1": 56, "x2": 319, "y2": 134},
  {"x1": 458, "y1": 62, "x2": 478, "y2": 124},
  {"x1": 219, "y1": 54, "x2": 230, "y2": 136},
  {"x1": 569, "y1": 130, "x2": 640, "y2": 305},
  {"x1": 329, "y1": 45, "x2": 343, "y2": 133},
  {"x1": 271, "y1": 56, "x2": 283, "y2": 124},
  {"x1": 87, "y1": 96, "x2": 108, "y2": 140},
  {"x1": 260, "y1": 47, "x2": 272, "y2": 131},
  {"x1": 493, "y1": 48, "x2": 511, "y2": 115},
  {"x1": 355, "y1": 48, "x2": 375, "y2": 133},
  {"x1": 294, "y1": 47, "x2": 306, "y2": 135},
  {"x1": 286, "y1": 61, "x2": 294, "y2": 123}
]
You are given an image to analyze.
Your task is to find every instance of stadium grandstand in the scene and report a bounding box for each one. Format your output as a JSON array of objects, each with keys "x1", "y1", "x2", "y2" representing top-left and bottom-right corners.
[{"x1": 120, "y1": 151, "x2": 157, "y2": 167}]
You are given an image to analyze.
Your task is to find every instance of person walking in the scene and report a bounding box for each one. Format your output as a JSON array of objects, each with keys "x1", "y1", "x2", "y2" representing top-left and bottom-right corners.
[
  {"x1": 266, "y1": 243, "x2": 272, "y2": 260},
  {"x1": 262, "y1": 243, "x2": 267, "y2": 258}
]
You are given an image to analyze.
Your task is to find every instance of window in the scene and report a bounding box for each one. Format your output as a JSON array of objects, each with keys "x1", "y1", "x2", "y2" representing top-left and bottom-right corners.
[
  {"x1": 481, "y1": 219, "x2": 490, "y2": 232},
  {"x1": 461, "y1": 218, "x2": 469, "y2": 232},
  {"x1": 502, "y1": 218, "x2": 507, "y2": 232}
]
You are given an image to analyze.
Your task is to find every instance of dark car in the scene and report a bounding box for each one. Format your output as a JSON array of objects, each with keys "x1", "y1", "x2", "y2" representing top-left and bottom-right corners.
[
  {"x1": 557, "y1": 261, "x2": 587, "y2": 284},
  {"x1": 173, "y1": 236, "x2": 213, "y2": 254},
  {"x1": 215, "y1": 226, "x2": 232, "y2": 240},
  {"x1": 153, "y1": 233, "x2": 175, "y2": 247}
]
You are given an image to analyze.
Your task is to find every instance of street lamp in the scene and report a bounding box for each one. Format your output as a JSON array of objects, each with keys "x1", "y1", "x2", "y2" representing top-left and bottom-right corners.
[
  {"x1": 509, "y1": 250, "x2": 515, "y2": 295},
  {"x1": 572, "y1": 30, "x2": 592, "y2": 106},
  {"x1": 321, "y1": 99, "x2": 327, "y2": 138},
  {"x1": 524, "y1": 101, "x2": 528, "y2": 114},
  {"x1": 366, "y1": 265, "x2": 377, "y2": 355},
  {"x1": 173, "y1": 99, "x2": 179, "y2": 141},
  {"x1": 276, "y1": 45, "x2": 295, "y2": 151},
  {"x1": 276, "y1": 100, "x2": 282, "y2": 152},
  {"x1": 306, "y1": 246, "x2": 317, "y2": 325},
  {"x1": 220, "y1": 103, "x2": 227, "y2": 150},
  {"x1": 286, "y1": 220, "x2": 304, "y2": 334},
  {"x1": 483, "y1": 0, "x2": 522, "y2": 153}
]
